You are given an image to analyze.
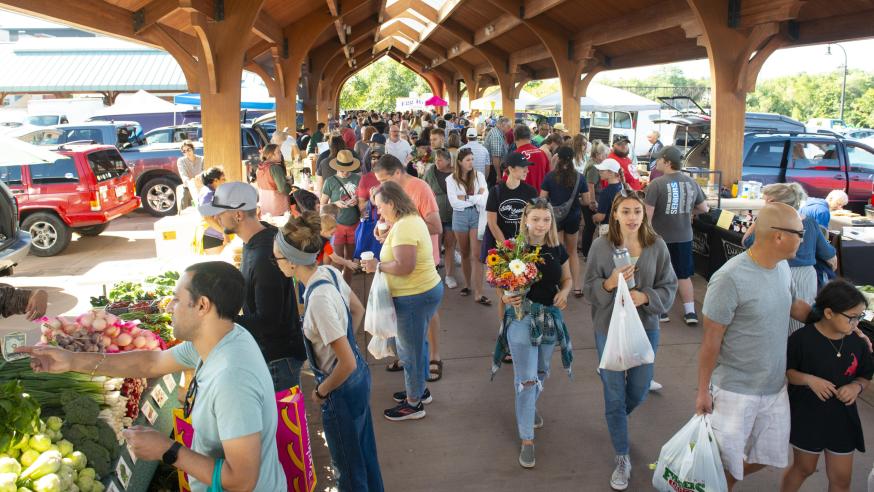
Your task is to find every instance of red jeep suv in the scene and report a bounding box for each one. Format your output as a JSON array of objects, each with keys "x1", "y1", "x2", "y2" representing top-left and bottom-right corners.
[{"x1": 0, "y1": 145, "x2": 141, "y2": 256}]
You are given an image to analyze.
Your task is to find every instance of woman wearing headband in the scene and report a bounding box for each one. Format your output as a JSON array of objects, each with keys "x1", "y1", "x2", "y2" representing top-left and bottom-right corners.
[{"x1": 273, "y1": 212, "x2": 383, "y2": 491}]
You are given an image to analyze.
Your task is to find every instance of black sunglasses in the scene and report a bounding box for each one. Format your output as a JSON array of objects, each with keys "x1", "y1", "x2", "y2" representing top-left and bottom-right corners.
[
  {"x1": 770, "y1": 226, "x2": 805, "y2": 239},
  {"x1": 183, "y1": 361, "x2": 203, "y2": 419},
  {"x1": 210, "y1": 196, "x2": 246, "y2": 210}
]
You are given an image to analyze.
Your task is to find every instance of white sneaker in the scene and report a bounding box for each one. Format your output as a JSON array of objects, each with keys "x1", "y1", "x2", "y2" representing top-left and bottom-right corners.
[
  {"x1": 649, "y1": 380, "x2": 663, "y2": 391},
  {"x1": 610, "y1": 454, "x2": 631, "y2": 491},
  {"x1": 444, "y1": 276, "x2": 458, "y2": 289}
]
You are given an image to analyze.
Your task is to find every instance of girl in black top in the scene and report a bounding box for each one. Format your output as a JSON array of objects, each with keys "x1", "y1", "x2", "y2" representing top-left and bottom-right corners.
[{"x1": 782, "y1": 278, "x2": 873, "y2": 492}]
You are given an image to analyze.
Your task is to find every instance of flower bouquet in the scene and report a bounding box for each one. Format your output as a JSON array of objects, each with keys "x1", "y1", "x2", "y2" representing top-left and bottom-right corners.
[{"x1": 485, "y1": 235, "x2": 543, "y2": 320}]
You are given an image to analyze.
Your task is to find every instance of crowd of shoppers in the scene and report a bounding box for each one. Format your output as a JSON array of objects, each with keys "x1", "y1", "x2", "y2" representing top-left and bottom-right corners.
[{"x1": 14, "y1": 107, "x2": 868, "y2": 492}]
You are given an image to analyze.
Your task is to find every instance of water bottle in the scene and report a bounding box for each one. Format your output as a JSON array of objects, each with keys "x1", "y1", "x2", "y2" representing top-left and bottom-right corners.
[{"x1": 612, "y1": 247, "x2": 636, "y2": 289}]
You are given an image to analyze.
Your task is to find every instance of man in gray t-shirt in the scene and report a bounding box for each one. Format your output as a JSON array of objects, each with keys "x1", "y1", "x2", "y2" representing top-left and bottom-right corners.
[
  {"x1": 644, "y1": 146, "x2": 709, "y2": 325},
  {"x1": 695, "y1": 203, "x2": 810, "y2": 486}
]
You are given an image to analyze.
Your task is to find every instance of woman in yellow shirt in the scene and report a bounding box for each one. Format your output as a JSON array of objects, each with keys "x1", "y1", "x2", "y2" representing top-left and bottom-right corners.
[{"x1": 362, "y1": 181, "x2": 443, "y2": 422}]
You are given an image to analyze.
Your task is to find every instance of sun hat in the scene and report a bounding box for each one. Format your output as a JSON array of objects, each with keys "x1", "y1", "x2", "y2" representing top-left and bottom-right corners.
[{"x1": 329, "y1": 149, "x2": 361, "y2": 172}]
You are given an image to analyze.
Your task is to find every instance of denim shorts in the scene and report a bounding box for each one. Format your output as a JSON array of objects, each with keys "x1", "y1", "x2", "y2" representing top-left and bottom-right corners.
[
  {"x1": 451, "y1": 206, "x2": 480, "y2": 232},
  {"x1": 666, "y1": 241, "x2": 695, "y2": 279}
]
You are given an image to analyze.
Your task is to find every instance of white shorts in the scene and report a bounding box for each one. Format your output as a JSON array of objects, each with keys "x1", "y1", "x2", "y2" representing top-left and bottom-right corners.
[{"x1": 710, "y1": 384, "x2": 790, "y2": 480}]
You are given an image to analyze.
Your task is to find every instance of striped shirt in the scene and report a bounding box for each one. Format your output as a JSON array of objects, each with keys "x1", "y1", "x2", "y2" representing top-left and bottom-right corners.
[
  {"x1": 459, "y1": 140, "x2": 491, "y2": 174},
  {"x1": 484, "y1": 127, "x2": 508, "y2": 163}
]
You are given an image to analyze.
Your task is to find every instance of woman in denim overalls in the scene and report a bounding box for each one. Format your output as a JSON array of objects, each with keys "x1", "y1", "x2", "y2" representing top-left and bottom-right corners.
[{"x1": 274, "y1": 211, "x2": 384, "y2": 491}]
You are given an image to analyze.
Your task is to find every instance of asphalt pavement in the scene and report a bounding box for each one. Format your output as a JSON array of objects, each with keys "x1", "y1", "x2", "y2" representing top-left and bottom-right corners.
[{"x1": 2, "y1": 211, "x2": 872, "y2": 491}]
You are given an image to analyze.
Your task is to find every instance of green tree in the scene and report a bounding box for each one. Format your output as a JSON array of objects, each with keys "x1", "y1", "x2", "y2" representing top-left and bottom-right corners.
[
  {"x1": 747, "y1": 70, "x2": 874, "y2": 127},
  {"x1": 339, "y1": 57, "x2": 431, "y2": 112},
  {"x1": 600, "y1": 66, "x2": 709, "y2": 103}
]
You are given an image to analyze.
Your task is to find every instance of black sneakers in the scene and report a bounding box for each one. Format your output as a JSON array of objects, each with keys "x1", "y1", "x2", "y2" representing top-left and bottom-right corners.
[
  {"x1": 392, "y1": 387, "x2": 433, "y2": 404},
  {"x1": 384, "y1": 400, "x2": 426, "y2": 421},
  {"x1": 684, "y1": 312, "x2": 699, "y2": 325}
]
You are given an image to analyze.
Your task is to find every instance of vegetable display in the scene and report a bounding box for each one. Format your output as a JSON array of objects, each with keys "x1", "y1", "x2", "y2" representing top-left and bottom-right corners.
[
  {"x1": 39, "y1": 311, "x2": 165, "y2": 354},
  {"x1": 0, "y1": 389, "x2": 107, "y2": 491}
]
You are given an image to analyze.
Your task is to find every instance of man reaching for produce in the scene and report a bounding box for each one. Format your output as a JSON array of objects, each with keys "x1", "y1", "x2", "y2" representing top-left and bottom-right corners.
[
  {"x1": 0, "y1": 284, "x2": 48, "y2": 320},
  {"x1": 16, "y1": 261, "x2": 286, "y2": 492}
]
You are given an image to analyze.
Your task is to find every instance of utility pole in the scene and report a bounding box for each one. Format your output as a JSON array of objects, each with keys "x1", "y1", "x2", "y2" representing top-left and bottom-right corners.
[{"x1": 827, "y1": 44, "x2": 848, "y2": 123}]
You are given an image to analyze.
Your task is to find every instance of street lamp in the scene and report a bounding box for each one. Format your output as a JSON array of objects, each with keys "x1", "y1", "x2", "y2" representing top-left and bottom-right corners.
[{"x1": 826, "y1": 43, "x2": 848, "y2": 123}]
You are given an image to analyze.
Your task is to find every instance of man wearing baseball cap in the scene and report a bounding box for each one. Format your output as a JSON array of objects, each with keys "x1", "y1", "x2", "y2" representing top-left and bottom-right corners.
[
  {"x1": 608, "y1": 136, "x2": 642, "y2": 191},
  {"x1": 644, "y1": 145, "x2": 710, "y2": 325},
  {"x1": 199, "y1": 182, "x2": 306, "y2": 391},
  {"x1": 459, "y1": 126, "x2": 490, "y2": 175}
]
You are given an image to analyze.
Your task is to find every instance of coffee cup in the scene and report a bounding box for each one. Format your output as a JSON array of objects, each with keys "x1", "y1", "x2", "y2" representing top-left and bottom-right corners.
[
  {"x1": 377, "y1": 222, "x2": 389, "y2": 232},
  {"x1": 360, "y1": 251, "x2": 374, "y2": 261}
]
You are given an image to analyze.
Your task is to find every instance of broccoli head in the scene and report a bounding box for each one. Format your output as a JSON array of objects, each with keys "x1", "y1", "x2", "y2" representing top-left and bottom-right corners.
[
  {"x1": 94, "y1": 421, "x2": 119, "y2": 458},
  {"x1": 75, "y1": 441, "x2": 111, "y2": 478},
  {"x1": 61, "y1": 396, "x2": 100, "y2": 425},
  {"x1": 62, "y1": 423, "x2": 99, "y2": 445}
]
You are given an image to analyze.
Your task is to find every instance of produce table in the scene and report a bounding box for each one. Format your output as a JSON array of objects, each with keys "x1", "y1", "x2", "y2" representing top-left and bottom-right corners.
[
  {"x1": 692, "y1": 210, "x2": 747, "y2": 280},
  {"x1": 104, "y1": 373, "x2": 182, "y2": 492}
]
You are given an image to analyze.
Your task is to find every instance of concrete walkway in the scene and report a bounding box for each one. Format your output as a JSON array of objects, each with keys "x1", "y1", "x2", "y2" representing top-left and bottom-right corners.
[{"x1": 3, "y1": 213, "x2": 872, "y2": 491}]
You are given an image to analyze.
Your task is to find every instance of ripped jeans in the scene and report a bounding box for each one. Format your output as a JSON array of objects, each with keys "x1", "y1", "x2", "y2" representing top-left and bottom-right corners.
[{"x1": 507, "y1": 315, "x2": 555, "y2": 441}]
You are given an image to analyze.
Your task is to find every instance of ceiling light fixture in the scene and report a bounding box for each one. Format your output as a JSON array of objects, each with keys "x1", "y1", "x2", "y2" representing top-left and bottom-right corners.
[{"x1": 484, "y1": 24, "x2": 495, "y2": 36}]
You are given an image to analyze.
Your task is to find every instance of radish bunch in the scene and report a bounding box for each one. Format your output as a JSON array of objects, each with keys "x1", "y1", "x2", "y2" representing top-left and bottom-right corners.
[{"x1": 39, "y1": 310, "x2": 165, "y2": 353}]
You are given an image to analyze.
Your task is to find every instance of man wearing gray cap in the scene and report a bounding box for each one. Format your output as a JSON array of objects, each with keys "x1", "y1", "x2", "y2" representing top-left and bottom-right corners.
[
  {"x1": 644, "y1": 146, "x2": 710, "y2": 326},
  {"x1": 199, "y1": 182, "x2": 306, "y2": 391}
]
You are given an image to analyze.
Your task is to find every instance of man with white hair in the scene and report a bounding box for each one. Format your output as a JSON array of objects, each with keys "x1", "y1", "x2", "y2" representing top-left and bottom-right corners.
[
  {"x1": 645, "y1": 131, "x2": 664, "y2": 172},
  {"x1": 386, "y1": 124, "x2": 413, "y2": 163},
  {"x1": 458, "y1": 127, "x2": 490, "y2": 175}
]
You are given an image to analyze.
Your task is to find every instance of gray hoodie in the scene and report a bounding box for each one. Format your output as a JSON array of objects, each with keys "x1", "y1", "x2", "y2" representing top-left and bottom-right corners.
[{"x1": 583, "y1": 236, "x2": 678, "y2": 333}]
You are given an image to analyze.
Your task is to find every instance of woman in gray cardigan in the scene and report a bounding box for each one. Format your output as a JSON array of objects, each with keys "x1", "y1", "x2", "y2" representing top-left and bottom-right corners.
[{"x1": 583, "y1": 191, "x2": 677, "y2": 491}]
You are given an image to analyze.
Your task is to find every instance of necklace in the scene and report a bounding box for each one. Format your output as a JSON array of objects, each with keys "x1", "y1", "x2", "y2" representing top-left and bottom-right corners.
[{"x1": 822, "y1": 332, "x2": 845, "y2": 358}]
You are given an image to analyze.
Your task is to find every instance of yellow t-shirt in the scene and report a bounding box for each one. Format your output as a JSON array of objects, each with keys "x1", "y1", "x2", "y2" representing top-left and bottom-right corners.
[{"x1": 381, "y1": 214, "x2": 441, "y2": 297}]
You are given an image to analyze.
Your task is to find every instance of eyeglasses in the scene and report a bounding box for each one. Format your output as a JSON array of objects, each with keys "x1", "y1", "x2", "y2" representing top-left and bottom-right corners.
[
  {"x1": 839, "y1": 312, "x2": 865, "y2": 325},
  {"x1": 183, "y1": 361, "x2": 203, "y2": 419},
  {"x1": 371, "y1": 155, "x2": 381, "y2": 160},
  {"x1": 770, "y1": 226, "x2": 805, "y2": 239}
]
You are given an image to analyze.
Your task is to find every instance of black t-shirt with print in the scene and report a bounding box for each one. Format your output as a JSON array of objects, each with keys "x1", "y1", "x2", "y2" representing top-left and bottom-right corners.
[
  {"x1": 787, "y1": 323, "x2": 874, "y2": 452},
  {"x1": 526, "y1": 244, "x2": 569, "y2": 306},
  {"x1": 485, "y1": 181, "x2": 538, "y2": 240}
]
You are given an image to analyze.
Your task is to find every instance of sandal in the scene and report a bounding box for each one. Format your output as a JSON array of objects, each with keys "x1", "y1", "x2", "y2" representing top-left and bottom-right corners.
[
  {"x1": 459, "y1": 287, "x2": 472, "y2": 296},
  {"x1": 475, "y1": 296, "x2": 492, "y2": 306},
  {"x1": 386, "y1": 360, "x2": 404, "y2": 372},
  {"x1": 427, "y1": 360, "x2": 443, "y2": 382},
  {"x1": 573, "y1": 289, "x2": 584, "y2": 298}
]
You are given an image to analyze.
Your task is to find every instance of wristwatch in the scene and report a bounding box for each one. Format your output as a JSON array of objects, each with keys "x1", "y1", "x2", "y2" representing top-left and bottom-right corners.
[{"x1": 162, "y1": 441, "x2": 182, "y2": 466}]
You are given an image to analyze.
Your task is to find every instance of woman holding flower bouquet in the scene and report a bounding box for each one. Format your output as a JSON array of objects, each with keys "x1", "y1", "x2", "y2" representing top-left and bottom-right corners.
[
  {"x1": 582, "y1": 191, "x2": 677, "y2": 491},
  {"x1": 490, "y1": 198, "x2": 574, "y2": 469}
]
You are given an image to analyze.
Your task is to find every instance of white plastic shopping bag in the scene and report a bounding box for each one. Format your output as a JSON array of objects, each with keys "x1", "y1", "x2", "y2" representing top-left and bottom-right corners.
[
  {"x1": 598, "y1": 274, "x2": 655, "y2": 371},
  {"x1": 652, "y1": 414, "x2": 728, "y2": 492},
  {"x1": 364, "y1": 268, "x2": 398, "y2": 358},
  {"x1": 367, "y1": 336, "x2": 396, "y2": 360}
]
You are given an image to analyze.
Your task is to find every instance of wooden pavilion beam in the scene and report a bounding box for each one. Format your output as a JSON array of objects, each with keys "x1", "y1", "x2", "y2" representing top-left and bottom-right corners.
[{"x1": 252, "y1": 10, "x2": 283, "y2": 45}]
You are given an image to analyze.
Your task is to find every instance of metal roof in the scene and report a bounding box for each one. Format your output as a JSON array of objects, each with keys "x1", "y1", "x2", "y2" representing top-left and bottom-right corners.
[{"x1": 0, "y1": 42, "x2": 186, "y2": 93}]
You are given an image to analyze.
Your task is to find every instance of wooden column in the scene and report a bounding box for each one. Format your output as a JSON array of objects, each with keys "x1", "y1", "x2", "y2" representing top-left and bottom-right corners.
[
  {"x1": 189, "y1": 1, "x2": 265, "y2": 181},
  {"x1": 688, "y1": 0, "x2": 785, "y2": 186},
  {"x1": 447, "y1": 80, "x2": 461, "y2": 114}
]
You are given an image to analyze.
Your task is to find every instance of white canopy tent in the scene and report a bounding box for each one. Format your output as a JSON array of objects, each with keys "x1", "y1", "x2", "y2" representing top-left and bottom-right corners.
[
  {"x1": 90, "y1": 90, "x2": 193, "y2": 116},
  {"x1": 470, "y1": 88, "x2": 536, "y2": 111},
  {"x1": 526, "y1": 83, "x2": 660, "y2": 113}
]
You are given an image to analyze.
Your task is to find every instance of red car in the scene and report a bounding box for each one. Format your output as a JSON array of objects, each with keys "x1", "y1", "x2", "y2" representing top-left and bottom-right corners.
[{"x1": 0, "y1": 144, "x2": 141, "y2": 256}]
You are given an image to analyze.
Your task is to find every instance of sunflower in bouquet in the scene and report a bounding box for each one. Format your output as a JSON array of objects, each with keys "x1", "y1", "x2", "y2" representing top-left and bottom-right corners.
[{"x1": 485, "y1": 235, "x2": 543, "y2": 319}]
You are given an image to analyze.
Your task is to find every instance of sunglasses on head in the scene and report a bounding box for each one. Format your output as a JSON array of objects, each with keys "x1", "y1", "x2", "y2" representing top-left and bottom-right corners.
[
  {"x1": 770, "y1": 226, "x2": 804, "y2": 239},
  {"x1": 619, "y1": 187, "x2": 644, "y2": 199},
  {"x1": 210, "y1": 196, "x2": 247, "y2": 210}
]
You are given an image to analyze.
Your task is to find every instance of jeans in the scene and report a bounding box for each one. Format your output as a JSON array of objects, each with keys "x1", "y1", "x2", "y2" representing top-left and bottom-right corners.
[
  {"x1": 393, "y1": 282, "x2": 443, "y2": 402},
  {"x1": 507, "y1": 316, "x2": 555, "y2": 441},
  {"x1": 594, "y1": 329, "x2": 660, "y2": 454},
  {"x1": 268, "y1": 357, "x2": 304, "y2": 393},
  {"x1": 321, "y1": 363, "x2": 384, "y2": 491}
]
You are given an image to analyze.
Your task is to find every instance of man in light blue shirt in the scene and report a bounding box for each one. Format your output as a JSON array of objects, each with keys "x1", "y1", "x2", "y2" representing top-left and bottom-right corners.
[{"x1": 19, "y1": 261, "x2": 286, "y2": 492}]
